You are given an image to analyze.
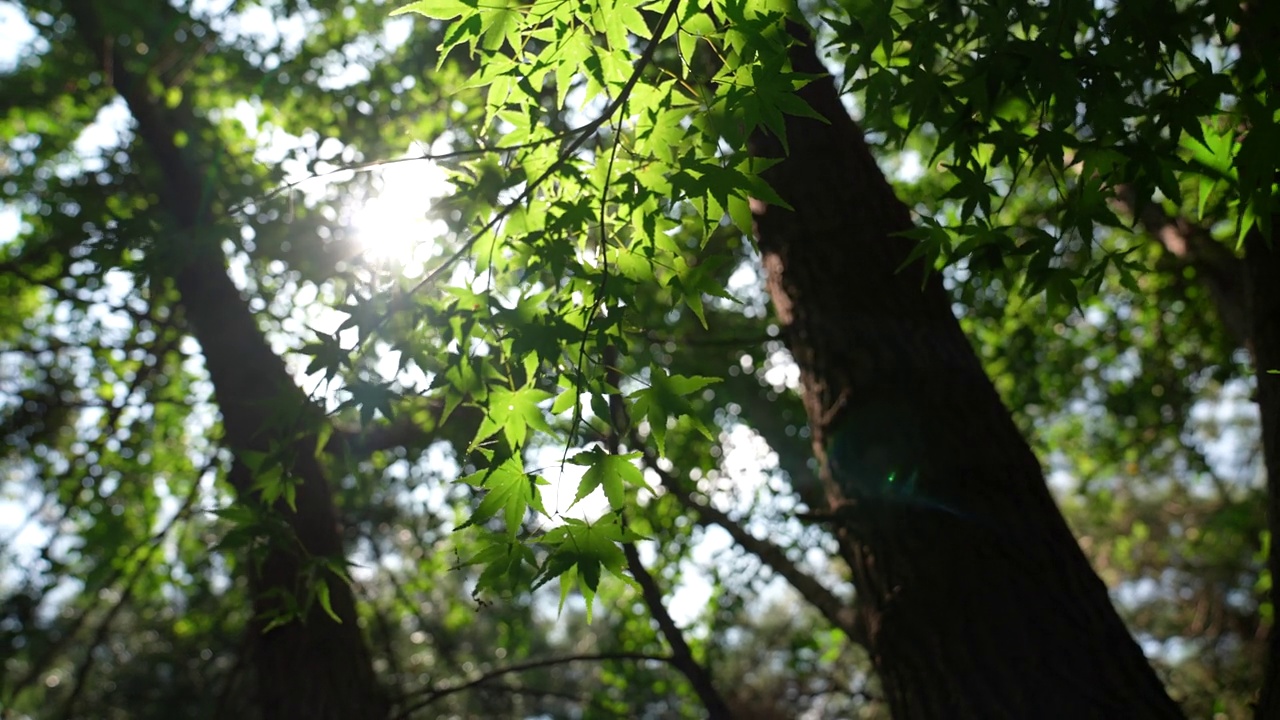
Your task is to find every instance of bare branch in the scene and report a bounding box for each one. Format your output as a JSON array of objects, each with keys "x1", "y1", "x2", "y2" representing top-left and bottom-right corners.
[
  {"x1": 632, "y1": 435, "x2": 862, "y2": 643},
  {"x1": 391, "y1": 652, "x2": 673, "y2": 718}
]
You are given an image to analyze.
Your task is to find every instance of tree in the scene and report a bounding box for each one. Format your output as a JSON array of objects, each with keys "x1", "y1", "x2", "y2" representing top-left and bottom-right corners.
[
  {"x1": 806, "y1": 0, "x2": 1280, "y2": 711},
  {"x1": 0, "y1": 0, "x2": 461, "y2": 715},
  {"x1": 747, "y1": 21, "x2": 1181, "y2": 716},
  {"x1": 1, "y1": 0, "x2": 1276, "y2": 717}
]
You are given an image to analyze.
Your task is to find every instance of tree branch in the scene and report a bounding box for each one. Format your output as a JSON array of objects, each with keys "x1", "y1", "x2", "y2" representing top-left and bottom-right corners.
[
  {"x1": 390, "y1": 652, "x2": 672, "y2": 718},
  {"x1": 620, "y1": 542, "x2": 736, "y2": 719},
  {"x1": 632, "y1": 435, "x2": 862, "y2": 643},
  {"x1": 1114, "y1": 185, "x2": 1249, "y2": 347},
  {"x1": 599, "y1": 347, "x2": 735, "y2": 719}
]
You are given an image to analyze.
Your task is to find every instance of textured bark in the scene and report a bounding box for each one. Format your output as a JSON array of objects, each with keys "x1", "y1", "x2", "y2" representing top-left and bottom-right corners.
[
  {"x1": 1238, "y1": 4, "x2": 1280, "y2": 714},
  {"x1": 747, "y1": 24, "x2": 1183, "y2": 718},
  {"x1": 66, "y1": 2, "x2": 387, "y2": 717}
]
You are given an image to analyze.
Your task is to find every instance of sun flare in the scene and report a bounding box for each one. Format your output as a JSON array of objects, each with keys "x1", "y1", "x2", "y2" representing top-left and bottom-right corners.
[{"x1": 351, "y1": 158, "x2": 453, "y2": 271}]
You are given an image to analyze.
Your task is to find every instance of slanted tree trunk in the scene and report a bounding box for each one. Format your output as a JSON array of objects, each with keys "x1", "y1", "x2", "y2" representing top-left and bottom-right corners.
[
  {"x1": 747, "y1": 23, "x2": 1183, "y2": 718},
  {"x1": 65, "y1": 2, "x2": 387, "y2": 717}
]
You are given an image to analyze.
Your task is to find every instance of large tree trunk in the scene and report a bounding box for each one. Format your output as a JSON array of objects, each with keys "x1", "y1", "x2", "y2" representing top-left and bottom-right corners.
[
  {"x1": 65, "y1": 2, "x2": 387, "y2": 717},
  {"x1": 1248, "y1": 228, "x2": 1280, "y2": 719},
  {"x1": 747, "y1": 23, "x2": 1183, "y2": 718},
  {"x1": 1236, "y1": 4, "x2": 1280, "y2": 715},
  {"x1": 176, "y1": 258, "x2": 388, "y2": 720}
]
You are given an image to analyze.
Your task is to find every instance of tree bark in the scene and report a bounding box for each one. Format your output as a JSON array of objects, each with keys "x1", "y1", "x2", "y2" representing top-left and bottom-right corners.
[
  {"x1": 1247, "y1": 227, "x2": 1280, "y2": 719},
  {"x1": 1236, "y1": 4, "x2": 1280, "y2": 714},
  {"x1": 747, "y1": 23, "x2": 1183, "y2": 718},
  {"x1": 64, "y1": 2, "x2": 388, "y2": 717}
]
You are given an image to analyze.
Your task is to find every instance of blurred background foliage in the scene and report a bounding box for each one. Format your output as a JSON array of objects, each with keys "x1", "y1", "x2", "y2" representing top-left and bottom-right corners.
[{"x1": 0, "y1": 0, "x2": 1268, "y2": 717}]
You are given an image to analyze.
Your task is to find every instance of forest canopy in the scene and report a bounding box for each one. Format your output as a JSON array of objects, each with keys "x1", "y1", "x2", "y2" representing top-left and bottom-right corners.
[{"x1": 1, "y1": 0, "x2": 1277, "y2": 718}]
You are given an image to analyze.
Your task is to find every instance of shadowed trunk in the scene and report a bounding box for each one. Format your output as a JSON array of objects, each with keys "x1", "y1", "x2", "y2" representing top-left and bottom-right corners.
[
  {"x1": 1247, "y1": 227, "x2": 1280, "y2": 719},
  {"x1": 64, "y1": 2, "x2": 388, "y2": 716},
  {"x1": 1237, "y1": 3, "x2": 1280, "y2": 714},
  {"x1": 747, "y1": 23, "x2": 1183, "y2": 718}
]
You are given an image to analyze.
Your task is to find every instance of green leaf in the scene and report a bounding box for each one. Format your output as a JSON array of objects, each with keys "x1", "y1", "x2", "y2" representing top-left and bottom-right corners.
[
  {"x1": 313, "y1": 422, "x2": 334, "y2": 459},
  {"x1": 628, "y1": 368, "x2": 719, "y2": 456},
  {"x1": 677, "y1": 11, "x2": 715, "y2": 70},
  {"x1": 314, "y1": 581, "x2": 342, "y2": 624},
  {"x1": 728, "y1": 193, "x2": 754, "y2": 234},
  {"x1": 568, "y1": 447, "x2": 646, "y2": 510},
  {"x1": 481, "y1": 5, "x2": 521, "y2": 52},
  {"x1": 536, "y1": 517, "x2": 636, "y2": 621},
  {"x1": 470, "y1": 535, "x2": 538, "y2": 598},
  {"x1": 343, "y1": 380, "x2": 398, "y2": 427},
  {"x1": 457, "y1": 457, "x2": 548, "y2": 537},
  {"x1": 618, "y1": 0, "x2": 651, "y2": 39},
  {"x1": 473, "y1": 386, "x2": 555, "y2": 449},
  {"x1": 551, "y1": 376, "x2": 580, "y2": 415},
  {"x1": 392, "y1": 0, "x2": 473, "y2": 19}
]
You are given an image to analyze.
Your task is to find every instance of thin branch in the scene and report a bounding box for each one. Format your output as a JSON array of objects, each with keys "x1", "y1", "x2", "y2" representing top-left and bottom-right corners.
[
  {"x1": 632, "y1": 434, "x2": 862, "y2": 643},
  {"x1": 485, "y1": 683, "x2": 636, "y2": 718},
  {"x1": 391, "y1": 652, "x2": 672, "y2": 718},
  {"x1": 600, "y1": 347, "x2": 735, "y2": 719},
  {"x1": 222, "y1": 131, "x2": 578, "y2": 218},
  {"x1": 621, "y1": 542, "x2": 736, "y2": 719},
  {"x1": 323, "y1": 403, "x2": 483, "y2": 458}
]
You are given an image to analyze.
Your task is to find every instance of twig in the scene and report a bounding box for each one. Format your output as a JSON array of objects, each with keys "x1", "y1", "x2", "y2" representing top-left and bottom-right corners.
[
  {"x1": 222, "y1": 132, "x2": 579, "y2": 218},
  {"x1": 391, "y1": 652, "x2": 672, "y2": 718},
  {"x1": 632, "y1": 435, "x2": 862, "y2": 642}
]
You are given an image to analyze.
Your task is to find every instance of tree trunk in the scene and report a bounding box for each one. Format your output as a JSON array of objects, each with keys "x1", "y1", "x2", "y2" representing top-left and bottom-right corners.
[
  {"x1": 747, "y1": 23, "x2": 1183, "y2": 718},
  {"x1": 1237, "y1": 4, "x2": 1280, "y2": 714},
  {"x1": 64, "y1": 2, "x2": 388, "y2": 717},
  {"x1": 177, "y1": 260, "x2": 388, "y2": 720},
  {"x1": 1247, "y1": 228, "x2": 1280, "y2": 720}
]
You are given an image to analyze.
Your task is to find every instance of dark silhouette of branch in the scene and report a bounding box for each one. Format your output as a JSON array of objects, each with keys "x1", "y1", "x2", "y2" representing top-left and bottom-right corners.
[
  {"x1": 325, "y1": 403, "x2": 482, "y2": 457},
  {"x1": 390, "y1": 652, "x2": 672, "y2": 718},
  {"x1": 631, "y1": 434, "x2": 862, "y2": 643},
  {"x1": 620, "y1": 542, "x2": 736, "y2": 719},
  {"x1": 599, "y1": 347, "x2": 735, "y2": 719},
  {"x1": 1114, "y1": 185, "x2": 1248, "y2": 346}
]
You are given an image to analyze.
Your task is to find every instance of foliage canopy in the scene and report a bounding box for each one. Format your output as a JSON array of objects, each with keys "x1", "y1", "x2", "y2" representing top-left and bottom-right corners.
[{"x1": 0, "y1": 0, "x2": 1276, "y2": 716}]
